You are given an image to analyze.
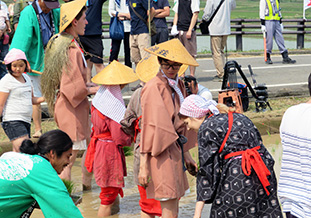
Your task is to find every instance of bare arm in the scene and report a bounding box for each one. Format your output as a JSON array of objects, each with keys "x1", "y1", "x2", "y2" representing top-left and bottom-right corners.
[
  {"x1": 112, "y1": 12, "x2": 131, "y2": 20},
  {"x1": 87, "y1": 86, "x2": 100, "y2": 95},
  {"x1": 186, "y1": 11, "x2": 199, "y2": 39},
  {"x1": 147, "y1": 7, "x2": 156, "y2": 22},
  {"x1": 0, "y1": 92, "x2": 9, "y2": 115},
  {"x1": 154, "y1": 6, "x2": 170, "y2": 18},
  {"x1": 32, "y1": 97, "x2": 45, "y2": 104},
  {"x1": 5, "y1": 20, "x2": 11, "y2": 33},
  {"x1": 193, "y1": 201, "x2": 205, "y2": 218},
  {"x1": 138, "y1": 153, "x2": 150, "y2": 187},
  {"x1": 173, "y1": 12, "x2": 178, "y2": 25}
]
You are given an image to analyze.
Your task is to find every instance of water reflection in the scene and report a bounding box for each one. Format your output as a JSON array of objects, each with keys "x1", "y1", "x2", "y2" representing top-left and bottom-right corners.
[{"x1": 31, "y1": 134, "x2": 282, "y2": 218}]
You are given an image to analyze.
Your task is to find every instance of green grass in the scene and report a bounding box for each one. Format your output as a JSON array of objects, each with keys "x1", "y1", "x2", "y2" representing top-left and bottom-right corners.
[{"x1": 62, "y1": 179, "x2": 76, "y2": 195}]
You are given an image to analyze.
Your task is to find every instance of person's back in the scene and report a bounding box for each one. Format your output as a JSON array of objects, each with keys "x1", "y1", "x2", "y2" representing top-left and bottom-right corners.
[
  {"x1": 196, "y1": 112, "x2": 282, "y2": 217},
  {"x1": 279, "y1": 102, "x2": 311, "y2": 218}
]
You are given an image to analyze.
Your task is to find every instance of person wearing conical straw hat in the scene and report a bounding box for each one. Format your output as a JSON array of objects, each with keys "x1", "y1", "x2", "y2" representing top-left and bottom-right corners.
[
  {"x1": 121, "y1": 54, "x2": 187, "y2": 218},
  {"x1": 138, "y1": 38, "x2": 199, "y2": 217},
  {"x1": 41, "y1": 0, "x2": 100, "y2": 190},
  {"x1": 84, "y1": 60, "x2": 138, "y2": 217}
]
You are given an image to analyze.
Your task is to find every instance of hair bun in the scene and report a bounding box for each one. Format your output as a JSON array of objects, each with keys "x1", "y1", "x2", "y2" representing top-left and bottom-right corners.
[{"x1": 20, "y1": 139, "x2": 39, "y2": 155}]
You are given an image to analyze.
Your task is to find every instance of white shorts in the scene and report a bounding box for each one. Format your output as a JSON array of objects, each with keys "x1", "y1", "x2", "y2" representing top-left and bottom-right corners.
[
  {"x1": 73, "y1": 139, "x2": 87, "y2": 150},
  {"x1": 28, "y1": 74, "x2": 42, "y2": 97}
]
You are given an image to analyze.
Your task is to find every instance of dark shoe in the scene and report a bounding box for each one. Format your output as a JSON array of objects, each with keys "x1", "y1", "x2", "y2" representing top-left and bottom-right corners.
[
  {"x1": 282, "y1": 51, "x2": 296, "y2": 64},
  {"x1": 131, "y1": 83, "x2": 142, "y2": 91},
  {"x1": 265, "y1": 53, "x2": 273, "y2": 64}
]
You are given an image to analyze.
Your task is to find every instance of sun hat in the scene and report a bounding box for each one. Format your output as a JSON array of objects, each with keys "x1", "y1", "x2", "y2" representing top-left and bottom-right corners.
[
  {"x1": 4, "y1": 48, "x2": 28, "y2": 65},
  {"x1": 92, "y1": 60, "x2": 139, "y2": 85},
  {"x1": 144, "y1": 38, "x2": 199, "y2": 67},
  {"x1": 179, "y1": 94, "x2": 219, "y2": 118},
  {"x1": 59, "y1": 0, "x2": 87, "y2": 33},
  {"x1": 43, "y1": 0, "x2": 60, "y2": 9},
  {"x1": 135, "y1": 54, "x2": 188, "y2": 83}
]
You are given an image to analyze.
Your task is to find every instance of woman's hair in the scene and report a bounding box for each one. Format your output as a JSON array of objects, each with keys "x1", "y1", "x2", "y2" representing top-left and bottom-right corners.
[
  {"x1": 6, "y1": 60, "x2": 29, "y2": 74},
  {"x1": 20, "y1": 129, "x2": 73, "y2": 158}
]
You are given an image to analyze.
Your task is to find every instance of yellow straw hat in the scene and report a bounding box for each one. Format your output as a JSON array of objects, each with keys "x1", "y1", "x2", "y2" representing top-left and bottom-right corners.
[
  {"x1": 92, "y1": 60, "x2": 139, "y2": 85},
  {"x1": 144, "y1": 38, "x2": 199, "y2": 67},
  {"x1": 59, "y1": 0, "x2": 87, "y2": 33},
  {"x1": 136, "y1": 55, "x2": 188, "y2": 83}
]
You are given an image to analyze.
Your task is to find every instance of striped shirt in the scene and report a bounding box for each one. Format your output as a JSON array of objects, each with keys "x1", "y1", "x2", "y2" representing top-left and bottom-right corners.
[{"x1": 279, "y1": 103, "x2": 311, "y2": 218}]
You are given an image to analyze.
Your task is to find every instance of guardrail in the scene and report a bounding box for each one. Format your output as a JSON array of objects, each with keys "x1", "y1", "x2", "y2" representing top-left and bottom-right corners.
[{"x1": 101, "y1": 18, "x2": 311, "y2": 51}]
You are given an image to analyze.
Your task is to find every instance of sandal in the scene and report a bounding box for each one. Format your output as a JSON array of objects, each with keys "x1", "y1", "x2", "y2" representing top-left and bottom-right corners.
[{"x1": 32, "y1": 130, "x2": 42, "y2": 138}]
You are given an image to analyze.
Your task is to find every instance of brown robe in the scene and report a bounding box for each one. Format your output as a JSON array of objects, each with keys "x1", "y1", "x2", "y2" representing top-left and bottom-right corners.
[
  {"x1": 54, "y1": 46, "x2": 90, "y2": 142},
  {"x1": 140, "y1": 72, "x2": 196, "y2": 199}
]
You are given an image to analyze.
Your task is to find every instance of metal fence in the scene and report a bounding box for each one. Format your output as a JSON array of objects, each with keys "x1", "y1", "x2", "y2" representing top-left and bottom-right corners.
[{"x1": 102, "y1": 18, "x2": 311, "y2": 51}]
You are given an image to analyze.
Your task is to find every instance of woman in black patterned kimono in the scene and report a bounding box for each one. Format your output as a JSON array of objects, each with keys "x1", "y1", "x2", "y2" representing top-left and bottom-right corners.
[{"x1": 179, "y1": 95, "x2": 283, "y2": 218}]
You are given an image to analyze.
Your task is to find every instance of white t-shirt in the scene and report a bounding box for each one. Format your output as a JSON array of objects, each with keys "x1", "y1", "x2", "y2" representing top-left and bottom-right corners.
[
  {"x1": 202, "y1": 0, "x2": 236, "y2": 36},
  {"x1": 173, "y1": 0, "x2": 200, "y2": 14},
  {"x1": 0, "y1": 1, "x2": 9, "y2": 30},
  {"x1": 0, "y1": 73, "x2": 33, "y2": 123}
]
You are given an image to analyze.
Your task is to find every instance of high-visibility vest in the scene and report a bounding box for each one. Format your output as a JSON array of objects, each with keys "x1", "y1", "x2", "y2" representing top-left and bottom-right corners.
[{"x1": 265, "y1": 0, "x2": 281, "y2": 20}]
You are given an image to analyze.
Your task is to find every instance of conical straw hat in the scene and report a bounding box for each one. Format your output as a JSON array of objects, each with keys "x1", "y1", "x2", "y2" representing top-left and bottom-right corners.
[
  {"x1": 144, "y1": 38, "x2": 199, "y2": 67},
  {"x1": 92, "y1": 60, "x2": 138, "y2": 85},
  {"x1": 59, "y1": 0, "x2": 87, "y2": 33},
  {"x1": 136, "y1": 55, "x2": 188, "y2": 83}
]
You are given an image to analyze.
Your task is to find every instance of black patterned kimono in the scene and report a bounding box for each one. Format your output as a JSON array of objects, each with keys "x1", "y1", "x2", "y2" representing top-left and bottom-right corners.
[{"x1": 197, "y1": 113, "x2": 282, "y2": 218}]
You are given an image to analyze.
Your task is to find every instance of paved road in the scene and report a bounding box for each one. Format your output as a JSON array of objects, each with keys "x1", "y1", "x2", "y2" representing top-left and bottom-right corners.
[{"x1": 123, "y1": 54, "x2": 311, "y2": 100}]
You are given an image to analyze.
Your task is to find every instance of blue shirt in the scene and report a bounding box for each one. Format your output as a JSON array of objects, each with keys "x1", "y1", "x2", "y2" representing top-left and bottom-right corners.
[
  {"x1": 35, "y1": 1, "x2": 52, "y2": 48},
  {"x1": 153, "y1": 0, "x2": 169, "y2": 28},
  {"x1": 129, "y1": 0, "x2": 153, "y2": 35},
  {"x1": 85, "y1": 0, "x2": 107, "y2": 35}
]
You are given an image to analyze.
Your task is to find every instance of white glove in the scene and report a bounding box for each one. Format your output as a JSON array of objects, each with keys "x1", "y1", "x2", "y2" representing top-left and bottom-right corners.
[
  {"x1": 261, "y1": 25, "x2": 266, "y2": 33},
  {"x1": 171, "y1": 25, "x2": 179, "y2": 36},
  {"x1": 280, "y1": 23, "x2": 284, "y2": 32}
]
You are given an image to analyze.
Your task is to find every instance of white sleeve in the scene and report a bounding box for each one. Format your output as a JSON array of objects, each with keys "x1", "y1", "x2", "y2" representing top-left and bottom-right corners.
[
  {"x1": 0, "y1": 75, "x2": 10, "y2": 93},
  {"x1": 202, "y1": 0, "x2": 214, "y2": 21},
  {"x1": 199, "y1": 90, "x2": 213, "y2": 101},
  {"x1": 259, "y1": 0, "x2": 266, "y2": 20},
  {"x1": 108, "y1": 0, "x2": 117, "y2": 17},
  {"x1": 191, "y1": 0, "x2": 200, "y2": 13},
  {"x1": 230, "y1": 0, "x2": 236, "y2": 11},
  {"x1": 1, "y1": 2, "x2": 9, "y2": 20},
  {"x1": 173, "y1": 0, "x2": 178, "y2": 13}
]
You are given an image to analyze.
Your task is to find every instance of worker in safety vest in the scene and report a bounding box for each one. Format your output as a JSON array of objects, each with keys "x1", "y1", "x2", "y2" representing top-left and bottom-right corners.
[{"x1": 259, "y1": 0, "x2": 296, "y2": 64}]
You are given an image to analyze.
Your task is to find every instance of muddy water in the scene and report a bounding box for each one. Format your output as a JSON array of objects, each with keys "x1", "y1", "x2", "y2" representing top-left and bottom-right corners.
[{"x1": 31, "y1": 134, "x2": 282, "y2": 218}]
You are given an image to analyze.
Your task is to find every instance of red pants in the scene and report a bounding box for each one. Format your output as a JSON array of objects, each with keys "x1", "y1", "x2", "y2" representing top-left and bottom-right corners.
[
  {"x1": 99, "y1": 187, "x2": 124, "y2": 205},
  {"x1": 138, "y1": 185, "x2": 162, "y2": 217}
]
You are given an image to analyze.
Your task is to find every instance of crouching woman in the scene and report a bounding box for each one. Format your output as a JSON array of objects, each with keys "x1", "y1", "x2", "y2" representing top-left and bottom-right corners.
[
  {"x1": 0, "y1": 129, "x2": 83, "y2": 218},
  {"x1": 179, "y1": 95, "x2": 283, "y2": 218}
]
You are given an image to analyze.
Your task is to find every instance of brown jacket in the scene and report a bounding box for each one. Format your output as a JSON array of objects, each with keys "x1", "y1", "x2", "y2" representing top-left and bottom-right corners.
[
  {"x1": 54, "y1": 46, "x2": 90, "y2": 142},
  {"x1": 141, "y1": 72, "x2": 196, "y2": 199}
]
